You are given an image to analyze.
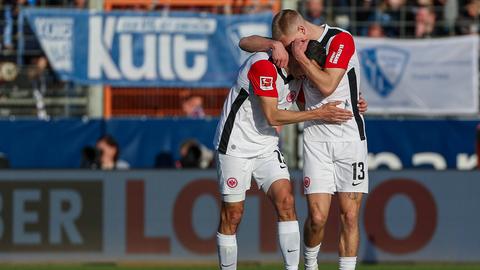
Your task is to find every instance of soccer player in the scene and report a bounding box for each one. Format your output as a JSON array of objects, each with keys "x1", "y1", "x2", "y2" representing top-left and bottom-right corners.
[
  {"x1": 213, "y1": 48, "x2": 355, "y2": 270},
  {"x1": 240, "y1": 9, "x2": 369, "y2": 270}
]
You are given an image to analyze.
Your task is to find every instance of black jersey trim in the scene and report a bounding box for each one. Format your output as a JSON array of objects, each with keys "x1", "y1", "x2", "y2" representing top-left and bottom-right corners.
[
  {"x1": 318, "y1": 28, "x2": 342, "y2": 48},
  {"x1": 276, "y1": 66, "x2": 294, "y2": 84},
  {"x1": 347, "y1": 68, "x2": 366, "y2": 141},
  {"x1": 268, "y1": 56, "x2": 293, "y2": 84},
  {"x1": 218, "y1": 88, "x2": 250, "y2": 154}
]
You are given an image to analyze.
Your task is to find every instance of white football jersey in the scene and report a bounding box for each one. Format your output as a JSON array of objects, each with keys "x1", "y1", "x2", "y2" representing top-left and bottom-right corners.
[
  {"x1": 303, "y1": 25, "x2": 366, "y2": 142},
  {"x1": 213, "y1": 52, "x2": 302, "y2": 158}
]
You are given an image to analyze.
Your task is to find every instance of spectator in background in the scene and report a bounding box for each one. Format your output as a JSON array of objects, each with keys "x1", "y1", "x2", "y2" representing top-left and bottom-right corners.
[
  {"x1": 177, "y1": 139, "x2": 213, "y2": 169},
  {"x1": 369, "y1": 0, "x2": 414, "y2": 37},
  {"x1": 96, "y1": 135, "x2": 130, "y2": 170},
  {"x1": 456, "y1": 0, "x2": 479, "y2": 35},
  {"x1": 80, "y1": 146, "x2": 99, "y2": 169},
  {"x1": 304, "y1": 0, "x2": 326, "y2": 25},
  {"x1": 368, "y1": 22, "x2": 386, "y2": 37},
  {"x1": 353, "y1": 0, "x2": 378, "y2": 34},
  {"x1": 3, "y1": 0, "x2": 36, "y2": 52},
  {"x1": 182, "y1": 95, "x2": 206, "y2": 118},
  {"x1": 2, "y1": 0, "x2": 15, "y2": 52},
  {"x1": 6, "y1": 0, "x2": 52, "y2": 94},
  {"x1": 178, "y1": 140, "x2": 202, "y2": 168},
  {"x1": 415, "y1": 5, "x2": 445, "y2": 37},
  {"x1": 0, "y1": 152, "x2": 10, "y2": 169},
  {"x1": 417, "y1": 0, "x2": 449, "y2": 21},
  {"x1": 72, "y1": 0, "x2": 87, "y2": 9}
]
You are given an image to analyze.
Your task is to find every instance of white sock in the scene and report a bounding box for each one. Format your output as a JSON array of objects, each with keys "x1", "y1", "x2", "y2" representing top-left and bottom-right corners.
[
  {"x1": 339, "y1": 256, "x2": 357, "y2": 270},
  {"x1": 304, "y1": 243, "x2": 321, "y2": 270},
  {"x1": 278, "y1": 221, "x2": 300, "y2": 270},
  {"x1": 217, "y1": 232, "x2": 237, "y2": 270}
]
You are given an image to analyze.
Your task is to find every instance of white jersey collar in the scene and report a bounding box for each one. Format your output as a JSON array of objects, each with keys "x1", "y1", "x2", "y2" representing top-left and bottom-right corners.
[{"x1": 317, "y1": 24, "x2": 330, "y2": 43}]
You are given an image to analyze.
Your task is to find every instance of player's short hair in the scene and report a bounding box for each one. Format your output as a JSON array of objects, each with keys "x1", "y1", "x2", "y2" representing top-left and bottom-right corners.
[{"x1": 272, "y1": 9, "x2": 304, "y2": 40}]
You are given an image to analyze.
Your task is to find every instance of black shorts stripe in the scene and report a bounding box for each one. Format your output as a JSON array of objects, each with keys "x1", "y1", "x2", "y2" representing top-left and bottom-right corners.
[
  {"x1": 347, "y1": 68, "x2": 366, "y2": 141},
  {"x1": 218, "y1": 88, "x2": 249, "y2": 154}
]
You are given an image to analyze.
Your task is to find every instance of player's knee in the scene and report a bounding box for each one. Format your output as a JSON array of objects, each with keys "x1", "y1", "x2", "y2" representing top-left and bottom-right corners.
[
  {"x1": 310, "y1": 211, "x2": 328, "y2": 228},
  {"x1": 276, "y1": 193, "x2": 296, "y2": 220},
  {"x1": 341, "y1": 210, "x2": 359, "y2": 229},
  {"x1": 224, "y1": 205, "x2": 244, "y2": 227}
]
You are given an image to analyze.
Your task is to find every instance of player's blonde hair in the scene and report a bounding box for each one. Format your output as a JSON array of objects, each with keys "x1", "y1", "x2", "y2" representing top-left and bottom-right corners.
[{"x1": 271, "y1": 9, "x2": 304, "y2": 40}]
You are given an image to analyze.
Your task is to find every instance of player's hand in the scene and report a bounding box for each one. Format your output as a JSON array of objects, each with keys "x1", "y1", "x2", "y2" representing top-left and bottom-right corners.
[
  {"x1": 358, "y1": 93, "x2": 368, "y2": 114},
  {"x1": 271, "y1": 40, "x2": 289, "y2": 68},
  {"x1": 314, "y1": 101, "x2": 353, "y2": 123},
  {"x1": 291, "y1": 38, "x2": 309, "y2": 62}
]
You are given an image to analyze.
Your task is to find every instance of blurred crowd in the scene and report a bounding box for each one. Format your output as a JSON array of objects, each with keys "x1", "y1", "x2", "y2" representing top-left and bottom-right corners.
[
  {"x1": 300, "y1": 0, "x2": 479, "y2": 37},
  {"x1": 1, "y1": 0, "x2": 478, "y2": 58},
  {"x1": 1, "y1": 0, "x2": 87, "y2": 66},
  {"x1": 1, "y1": 0, "x2": 478, "y2": 83},
  {"x1": 0, "y1": 0, "x2": 88, "y2": 118}
]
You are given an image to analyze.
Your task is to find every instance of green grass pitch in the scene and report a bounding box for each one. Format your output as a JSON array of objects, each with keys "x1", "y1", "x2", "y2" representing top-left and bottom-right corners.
[{"x1": 0, "y1": 264, "x2": 479, "y2": 270}]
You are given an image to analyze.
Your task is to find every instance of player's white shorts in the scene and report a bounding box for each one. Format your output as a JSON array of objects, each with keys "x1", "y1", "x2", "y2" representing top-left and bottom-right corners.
[
  {"x1": 303, "y1": 140, "x2": 369, "y2": 194},
  {"x1": 216, "y1": 149, "x2": 290, "y2": 202}
]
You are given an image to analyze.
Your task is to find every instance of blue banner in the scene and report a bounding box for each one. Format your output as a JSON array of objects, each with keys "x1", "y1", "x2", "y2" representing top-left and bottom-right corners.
[
  {"x1": 365, "y1": 119, "x2": 478, "y2": 170},
  {"x1": 22, "y1": 9, "x2": 272, "y2": 87},
  {"x1": 0, "y1": 119, "x2": 477, "y2": 169}
]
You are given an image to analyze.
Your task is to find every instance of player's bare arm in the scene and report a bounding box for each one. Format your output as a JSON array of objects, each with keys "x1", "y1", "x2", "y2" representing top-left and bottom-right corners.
[
  {"x1": 297, "y1": 94, "x2": 367, "y2": 114},
  {"x1": 239, "y1": 35, "x2": 289, "y2": 68},
  {"x1": 291, "y1": 38, "x2": 346, "y2": 97},
  {"x1": 258, "y1": 96, "x2": 352, "y2": 126},
  {"x1": 358, "y1": 95, "x2": 368, "y2": 114}
]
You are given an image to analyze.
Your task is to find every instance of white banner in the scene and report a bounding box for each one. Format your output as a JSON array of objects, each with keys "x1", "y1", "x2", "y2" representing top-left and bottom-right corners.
[
  {"x1": 0, "y1": 170, "x2": 479, "y2": 262},
  {"x1": 356, "y1": 36, "x2": 479, "y2": 115}
]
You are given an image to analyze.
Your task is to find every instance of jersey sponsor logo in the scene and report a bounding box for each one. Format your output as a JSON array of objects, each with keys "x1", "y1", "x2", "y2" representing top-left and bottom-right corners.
[
  {"x1": 286, "y1": 91, "x2": 296, "y2": 103},
  {"x1": 329, "y1": 52, "x2": 336, "y2": 64},
  {"x1": 329, "y1": 44, "x2": 344, "y2": 64},
  {"x1": 303, "y1": 177, "x2": 311, "y2": 188},
  {"x1": 259, "y1": 76, "x2": 274, "y2": 91},
  {"x1": 226, "y1": 177, "x2": 238, "y2": 188},
  {"x1": 359, "y1": 46, "x2": 409, "y2": 97}
]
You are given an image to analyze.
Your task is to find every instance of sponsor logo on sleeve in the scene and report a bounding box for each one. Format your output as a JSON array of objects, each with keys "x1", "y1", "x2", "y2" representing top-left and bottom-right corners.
[
  {"x1": 329, "y1": 44, "x2": 344, "y2": 64},
  {"x1": 260, "y1": 76, "x2": 274, "y2": 91}
]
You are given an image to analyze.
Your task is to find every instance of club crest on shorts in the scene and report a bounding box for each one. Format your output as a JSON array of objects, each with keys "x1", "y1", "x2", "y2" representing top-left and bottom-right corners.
[
  {"x1": 359, "y1": 46, "x2": 409, "y2": 97},
  {"x1": 303, "y1": 177, "x2": 311, "y2": 188},
  {"x1": 227, "y1": 177, "x2": 238, "y2": 188}
]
